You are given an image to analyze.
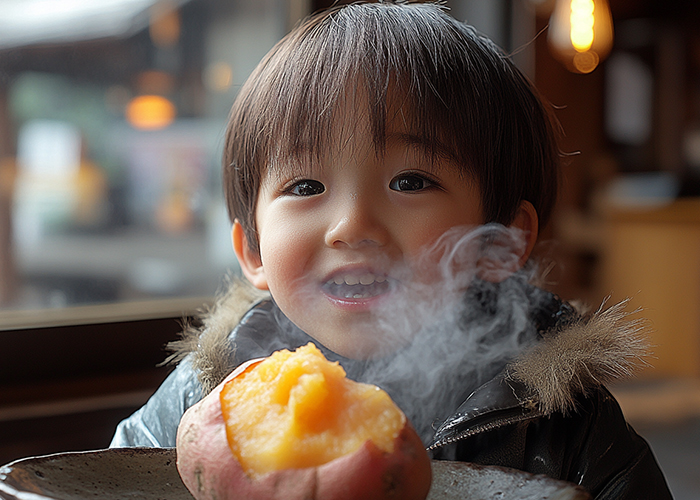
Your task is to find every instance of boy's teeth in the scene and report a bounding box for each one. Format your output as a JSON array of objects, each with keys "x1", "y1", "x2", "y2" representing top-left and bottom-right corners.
[
  {"x1": 325, "y1": 272, "x2": 391, "y2": 300},
  {"x1": 359, "y1": 273, "x2": 375, "y2": 285},
  {"x1": 329, "y1": 272, "x2": 384, "y2": 286}
]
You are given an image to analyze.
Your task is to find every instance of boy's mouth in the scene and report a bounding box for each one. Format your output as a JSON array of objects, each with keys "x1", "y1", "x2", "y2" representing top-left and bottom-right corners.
[{"x1": 323, "y1": 272, "x2": 391, "y2": 299}]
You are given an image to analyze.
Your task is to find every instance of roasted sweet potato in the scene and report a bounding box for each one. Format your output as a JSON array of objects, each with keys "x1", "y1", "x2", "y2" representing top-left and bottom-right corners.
[{"x1": 176, "y1": 343, "x2": 431, "y2": 500}]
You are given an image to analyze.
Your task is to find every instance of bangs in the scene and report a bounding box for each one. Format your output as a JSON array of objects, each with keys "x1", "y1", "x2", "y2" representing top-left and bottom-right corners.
[{"x1": 238, "y1": 2, "x2": 496, "y2": 172}]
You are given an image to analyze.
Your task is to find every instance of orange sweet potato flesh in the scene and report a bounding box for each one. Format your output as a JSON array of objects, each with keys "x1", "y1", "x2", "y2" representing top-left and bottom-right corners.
[{"x1": 176, "y1": 343, "x2": 432, "y2": 500}]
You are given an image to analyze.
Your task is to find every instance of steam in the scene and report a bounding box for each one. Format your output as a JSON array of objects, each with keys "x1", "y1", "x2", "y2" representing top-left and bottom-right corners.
[{"x1": 341, "y1": 223, "x2": 545, "y2": 444}]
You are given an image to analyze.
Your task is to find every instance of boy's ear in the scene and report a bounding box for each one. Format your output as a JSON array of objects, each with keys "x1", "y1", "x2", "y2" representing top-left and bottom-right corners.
[
  {"x1": 478, "y1": 201, "x2": 539, "y2": 282},
  {"x1": 510, "y1": 200, "x2": 539, "y2": 268},
  {"x1": 232, "y1": 220, "x2": 269, "y2": 290}
]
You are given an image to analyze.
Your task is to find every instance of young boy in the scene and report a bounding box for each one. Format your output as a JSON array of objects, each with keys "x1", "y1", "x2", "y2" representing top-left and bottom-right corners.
[{"x1": 111, "y1": 2, "x2": 672, "y2": 498}]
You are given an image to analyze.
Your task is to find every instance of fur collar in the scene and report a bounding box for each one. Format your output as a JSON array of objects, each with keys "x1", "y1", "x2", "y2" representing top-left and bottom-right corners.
[
  {"x1": 168, "y1": 277, "x2": 650, "y2": 416},
  {"x1": 166, "y1": 276, "x2": 270, "y2": 395},
  {"x1": 506, "y1": 298, "x2": 650, "y2": 415}
]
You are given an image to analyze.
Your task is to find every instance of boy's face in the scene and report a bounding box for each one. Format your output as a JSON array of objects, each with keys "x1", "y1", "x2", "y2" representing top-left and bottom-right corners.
[{"x1": 235, "y1": 104, "x2": 485, "y2": 359}]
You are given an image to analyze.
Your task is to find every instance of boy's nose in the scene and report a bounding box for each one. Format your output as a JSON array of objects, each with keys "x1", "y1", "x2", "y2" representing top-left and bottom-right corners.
[{"x1": 325, "y1": 195, "x2": 388, "y2": 249}]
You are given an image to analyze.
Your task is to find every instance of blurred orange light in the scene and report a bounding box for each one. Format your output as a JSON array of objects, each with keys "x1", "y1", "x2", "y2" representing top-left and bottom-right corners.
[
  {"x1": 126, "y1": 95, "x2": 176, "y2": 130},
  {"x1": 136, "y1": 70, "x2": 175, "y2": 95},
  {"x1": 204, "y1": 62, "x2": 233, "y2": 92},
  {"x1": 150, "y1": 1, "x2": 180, "y2": 48}
]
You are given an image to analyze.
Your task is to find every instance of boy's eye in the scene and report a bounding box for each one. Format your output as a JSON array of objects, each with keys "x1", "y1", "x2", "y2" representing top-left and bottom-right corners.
[
  {"x1": 389, "y1": 173, "x2": 434, "y2": 192},
  {"x1": 287, "y1": 179, "x2": 325, "y2": 196}
]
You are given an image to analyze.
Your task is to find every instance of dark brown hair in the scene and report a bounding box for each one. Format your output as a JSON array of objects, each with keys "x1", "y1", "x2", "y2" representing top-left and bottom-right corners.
[{"x1": 223, "y1": 1, "x2": 560, "y2": 252}]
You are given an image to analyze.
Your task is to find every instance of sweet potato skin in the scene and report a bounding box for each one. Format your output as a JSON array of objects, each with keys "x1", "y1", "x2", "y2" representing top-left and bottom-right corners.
[
  {"x1": 315, "y1": 424, "x2": 432, "y2": 500},
  {"x1": 176, "y1": 359, "x2": 432, "y2": 500}
]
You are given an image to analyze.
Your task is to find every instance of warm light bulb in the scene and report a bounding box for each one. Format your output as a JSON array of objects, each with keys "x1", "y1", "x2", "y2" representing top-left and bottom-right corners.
[
  {"x1": 570, "y1": 0, "x2": 594, "y2": 51},
  {"x1": 548, "y1": 0, "x2": 613, "y2": 73}
]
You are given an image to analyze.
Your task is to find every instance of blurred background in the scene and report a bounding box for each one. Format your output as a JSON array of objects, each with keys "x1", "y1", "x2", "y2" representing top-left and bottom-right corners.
[{"x1": 0, "y1": 0, "x2": 698, "y2": 498}]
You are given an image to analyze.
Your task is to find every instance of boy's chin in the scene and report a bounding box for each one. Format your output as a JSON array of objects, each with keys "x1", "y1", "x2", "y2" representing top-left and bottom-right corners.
[{"x1": 309, "y1": 329, "x2": 412, "y2": 361}]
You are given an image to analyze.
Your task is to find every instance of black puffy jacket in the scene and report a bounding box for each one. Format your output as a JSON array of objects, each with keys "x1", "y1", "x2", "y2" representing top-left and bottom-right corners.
[{"x1": 111, "y1": 278, "x2": 673, "y2": 499}]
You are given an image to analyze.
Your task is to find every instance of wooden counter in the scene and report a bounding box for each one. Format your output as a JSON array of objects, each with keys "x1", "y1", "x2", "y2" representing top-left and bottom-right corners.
[{"x1": 600, "y1": 198, "x2": 700, "y2": 378}]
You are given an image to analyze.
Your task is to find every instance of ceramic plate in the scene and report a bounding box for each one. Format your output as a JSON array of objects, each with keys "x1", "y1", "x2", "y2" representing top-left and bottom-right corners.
[{"x1": 0, "y1": 448, "x2": 590, "y2": 500}]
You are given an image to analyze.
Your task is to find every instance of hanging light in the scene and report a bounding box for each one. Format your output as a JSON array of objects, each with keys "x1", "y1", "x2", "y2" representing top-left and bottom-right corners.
[{"x1": 548, "y1": 0, "x2": 614, "y2": 74}]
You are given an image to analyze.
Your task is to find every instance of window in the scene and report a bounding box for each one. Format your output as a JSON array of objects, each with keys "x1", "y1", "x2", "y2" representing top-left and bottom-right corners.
[{"x1": 0, "y1": 0, "x2": 297, "y2": 325}]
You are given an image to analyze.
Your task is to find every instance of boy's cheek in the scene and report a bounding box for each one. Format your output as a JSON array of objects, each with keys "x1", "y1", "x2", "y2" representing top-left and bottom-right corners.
[
  {"x1": 262, "y1": 258, "x2": 320, "y2": 321},
  {"x1": 406, "y1": 224, "x2": 530, "y2": 286},
  {"x1": 406, "y1": 238, "x2": 480, "y2": 289}
]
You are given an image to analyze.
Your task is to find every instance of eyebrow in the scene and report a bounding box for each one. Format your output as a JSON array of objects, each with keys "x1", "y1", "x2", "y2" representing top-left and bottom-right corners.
[
  {"x1": 266, "y1": 153, "x2": 323, "y2": 180},
  {"x1": 388, "y1": 133, "x2": 462, "y2": 168}
]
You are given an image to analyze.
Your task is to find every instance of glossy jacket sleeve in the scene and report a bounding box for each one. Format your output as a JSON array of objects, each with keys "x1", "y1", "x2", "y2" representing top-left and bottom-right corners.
[
  {"x1": 431, "y1": 387, "x2": 673, "y2": 500},
  {"x1": 566, "y1": 388, "x2": 673, "y2": 500},
  {"x1": 109, "y1": 356, "x2": 203, "y2": 448}
]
